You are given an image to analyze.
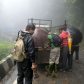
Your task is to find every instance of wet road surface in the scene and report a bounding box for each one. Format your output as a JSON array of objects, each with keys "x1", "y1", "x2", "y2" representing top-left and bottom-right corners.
[{"x1": 1, "y1": 49, "x2": 84, "y2": 84}]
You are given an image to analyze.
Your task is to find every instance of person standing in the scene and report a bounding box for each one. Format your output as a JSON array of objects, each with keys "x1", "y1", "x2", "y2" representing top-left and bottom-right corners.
[
  {"x1": 16, "y1": 23, "x2": 37, "y2": 84},
  {"x1": 47, "y1": 31, "x2": 60, "y2": 76},
  {"x1": 59, "y1": 26, "x2": 72, "y2": 72}
]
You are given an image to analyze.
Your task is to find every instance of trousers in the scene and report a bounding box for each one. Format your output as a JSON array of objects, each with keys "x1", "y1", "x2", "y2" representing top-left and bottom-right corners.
[
  {"x1": 59, "y1": 46, "x2": 73, "y2": 70},
  {"x1": 16, "y1": 59, "x2": 33, "y2": 84},
  {"x1": 71, "y1": 45, "x2": 79, "y2": 60}
]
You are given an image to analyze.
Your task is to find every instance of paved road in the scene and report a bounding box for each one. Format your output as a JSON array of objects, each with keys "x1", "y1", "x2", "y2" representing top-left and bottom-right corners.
[{"x1": 1, "y1": 49, "x2": 84, "y2": 84}]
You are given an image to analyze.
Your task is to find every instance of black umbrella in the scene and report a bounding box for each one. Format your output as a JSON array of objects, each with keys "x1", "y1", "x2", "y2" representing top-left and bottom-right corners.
[{"x1": 67, "y1": 27, "x2": 83, "y2": 45}]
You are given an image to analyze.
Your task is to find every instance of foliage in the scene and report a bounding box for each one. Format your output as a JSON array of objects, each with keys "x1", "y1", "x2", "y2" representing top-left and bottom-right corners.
[
  {"x1": 0, "y1": 40, "x2": 14, "y2": 61},
  {"x1": 65, "y1": 0, "x2": 84, "y2": 33}
]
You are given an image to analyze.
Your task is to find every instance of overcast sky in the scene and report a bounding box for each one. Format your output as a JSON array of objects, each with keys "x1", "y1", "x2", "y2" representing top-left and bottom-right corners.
[{"x1": 0, "y1": 0, "x2": 66, "y2": 31}]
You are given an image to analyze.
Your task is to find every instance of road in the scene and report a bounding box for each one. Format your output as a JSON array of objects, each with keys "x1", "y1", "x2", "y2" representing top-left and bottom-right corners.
[{"x1": 1, "y1": 49, "x2": 84, "y2": 84}]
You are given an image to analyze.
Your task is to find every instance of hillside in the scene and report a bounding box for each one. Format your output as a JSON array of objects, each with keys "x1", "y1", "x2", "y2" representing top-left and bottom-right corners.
[{"x1": 0, "y1": 28, "x2": 18, "y2": 41}]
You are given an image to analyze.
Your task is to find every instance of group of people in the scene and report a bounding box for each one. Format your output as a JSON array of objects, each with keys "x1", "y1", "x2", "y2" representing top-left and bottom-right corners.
[
  {"x1": 14, "y1": 23, "x2": 79, "y2": 84},
  {"x1": 48, "y1": 25, "x2": 79, "y2": 73}
]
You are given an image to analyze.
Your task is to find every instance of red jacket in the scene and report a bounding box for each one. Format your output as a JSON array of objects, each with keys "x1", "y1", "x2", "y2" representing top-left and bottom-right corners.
[{"x1": 59, "y1": 31, "x2": 69, "y2": 46}]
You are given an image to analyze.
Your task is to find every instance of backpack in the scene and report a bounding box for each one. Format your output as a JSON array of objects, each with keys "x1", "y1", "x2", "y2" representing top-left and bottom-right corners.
[
  {"x1": 12, "y1": 31, "x2": 26, "y2": 62},
  {"x1": 48, "y1": 34, "x2": 55, "y2": 48},
  {"x1": 52, "y1": 34, "x2": 62, "y2": 47}
]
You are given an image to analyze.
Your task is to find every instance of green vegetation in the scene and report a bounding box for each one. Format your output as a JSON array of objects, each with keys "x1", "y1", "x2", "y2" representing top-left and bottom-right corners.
[
  {"x1": 0, "y1": 40, "x2": 14, "y2": 61},
  {"x1": 65, "y1": 0, "x2": 84, "y2": 34}
]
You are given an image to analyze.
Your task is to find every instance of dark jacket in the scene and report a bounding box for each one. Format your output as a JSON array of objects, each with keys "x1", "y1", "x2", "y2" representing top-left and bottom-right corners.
[{"x1": 21, "y1": 31, "x2": 35, "y2": 63}]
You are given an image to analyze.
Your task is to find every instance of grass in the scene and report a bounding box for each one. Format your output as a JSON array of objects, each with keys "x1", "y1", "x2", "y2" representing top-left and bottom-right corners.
[{"x1": 0, "y1": 40, "x2": 14, "y2": 61}]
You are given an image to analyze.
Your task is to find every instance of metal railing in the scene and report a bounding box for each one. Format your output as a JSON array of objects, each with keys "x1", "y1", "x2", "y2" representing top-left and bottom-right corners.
[{"x1": 28, "y1": 18, "x2": 52, "y2": 31}]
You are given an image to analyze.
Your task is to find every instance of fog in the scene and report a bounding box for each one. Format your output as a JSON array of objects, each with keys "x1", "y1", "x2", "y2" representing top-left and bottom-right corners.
[{"x1": 0, "y1": 0, "x2": 66, "y2": 40}]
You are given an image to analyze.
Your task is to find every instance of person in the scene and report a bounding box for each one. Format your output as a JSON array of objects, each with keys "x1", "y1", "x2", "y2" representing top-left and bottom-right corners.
[
  {"x1": 59, "y1": 25, "x2": 73, "y2": 72},
  {"x1": 16, "y1": 23, "x2": 37, "y2": 84},
  {"x1": 71, "y1": 44, "x2": 79, "y2": 63},
  {"x1": 47, "y1": 31, "x2": 60, "y2": 76}
]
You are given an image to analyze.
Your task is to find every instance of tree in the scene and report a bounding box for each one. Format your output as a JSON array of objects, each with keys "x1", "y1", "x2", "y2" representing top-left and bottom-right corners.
[{"x1": 65, "y1": 0, "x2": 84, "y2": 33}]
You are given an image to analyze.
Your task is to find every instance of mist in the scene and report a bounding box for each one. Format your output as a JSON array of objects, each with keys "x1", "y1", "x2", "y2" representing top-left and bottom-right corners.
[{"x1": 0, "y1": 0, "x2": 66, "y2": 40}]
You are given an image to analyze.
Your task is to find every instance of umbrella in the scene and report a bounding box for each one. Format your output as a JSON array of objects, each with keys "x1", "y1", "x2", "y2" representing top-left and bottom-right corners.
[
  {"x1": 67, "y1": 27, "x2": 83, "y2": 45},
  {"x1": 32, "y1": 27, "x2": 48, "y2": 48}
]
